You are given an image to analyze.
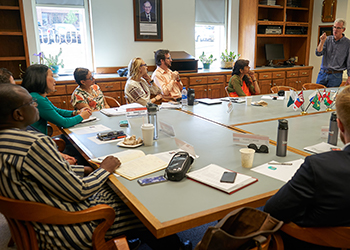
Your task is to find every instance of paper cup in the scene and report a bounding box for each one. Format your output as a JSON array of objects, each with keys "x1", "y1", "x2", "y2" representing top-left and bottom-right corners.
[
  {"x1": 285, "y1": 91, "x2": 290, "y2": 101},
  {"x1": 239, "y1": 148, "x2": 255, "y2": 168},
  {"x1": 246, "y1": 96, "x2": 252, "y2": 105},
  {"x1": 141, "y1": 123, "x2": 154, "y2": 146}
]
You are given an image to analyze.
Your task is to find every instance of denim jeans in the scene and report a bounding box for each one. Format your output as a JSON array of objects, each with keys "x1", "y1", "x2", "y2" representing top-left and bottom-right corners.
[{"x1": 316, "y1": 70, "x2": 343, "y2": 87}]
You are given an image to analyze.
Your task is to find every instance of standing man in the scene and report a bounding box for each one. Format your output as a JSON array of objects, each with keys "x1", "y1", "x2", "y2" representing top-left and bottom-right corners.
[
  {"x1": 152, "y1": 49, "x2": 183, "y2": 100},
  {"x1": 316, "y1": 18, "x2": 350, "y2": 87},
  {"x1": 264, "y1": 86, "x2": 350, "y2": 249},
  {"x1": 140, "y1": 1, "x2": 156, "y2": 22}
]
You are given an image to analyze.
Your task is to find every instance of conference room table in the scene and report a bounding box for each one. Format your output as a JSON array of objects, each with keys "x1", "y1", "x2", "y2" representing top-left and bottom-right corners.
[{"x1": 62, "y1": 109, "x2": 304, "y2": 238}]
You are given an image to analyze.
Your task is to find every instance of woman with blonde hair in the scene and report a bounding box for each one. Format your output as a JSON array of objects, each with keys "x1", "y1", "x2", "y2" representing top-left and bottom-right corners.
[{"x1": 124, "y1": 57, "x2": 162, "y2": 106}]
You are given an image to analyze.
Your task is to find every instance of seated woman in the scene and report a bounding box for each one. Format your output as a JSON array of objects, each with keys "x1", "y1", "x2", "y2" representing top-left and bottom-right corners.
[
  {"x1": 71, "y1": 67, "x2": 110, "y2": 111},
  {"x1": 125, "y1": 57, "x2": 162, "y2": 106},
  {"x1": 227, "y1": 59, "x2": 261, "y2": 97},
  {"x1": 21, "y1": 64, "x2": 92, "y2": 166}
]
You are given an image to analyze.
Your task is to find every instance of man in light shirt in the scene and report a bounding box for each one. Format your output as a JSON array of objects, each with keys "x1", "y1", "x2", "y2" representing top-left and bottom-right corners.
[{"x1": 152, "y1": 49, "x2": 183, "y2": 100}]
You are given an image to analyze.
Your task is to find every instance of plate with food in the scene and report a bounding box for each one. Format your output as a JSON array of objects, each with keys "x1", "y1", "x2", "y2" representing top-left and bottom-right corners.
[{"x1": 117, "y1": 135, "x2": 143, "y2": 148}]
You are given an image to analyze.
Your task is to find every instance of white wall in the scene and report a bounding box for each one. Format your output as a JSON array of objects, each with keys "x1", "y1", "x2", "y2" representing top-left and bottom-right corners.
[
  {"x1": 309, "y1": 0, "x2": 350, "y2": 82},
  {"x1": 90, "y1": 0, "x2": 195, "y2": 67}
]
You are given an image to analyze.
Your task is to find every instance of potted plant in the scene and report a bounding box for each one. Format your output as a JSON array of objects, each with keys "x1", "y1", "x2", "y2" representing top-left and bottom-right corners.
[
  {"x1": 220, "y1": 49, "x2": 240, "y2": 69},
  {"x1": 199, "y1": 51, "x2": 217, "y2": 70},
  {"x1": 34, "y1": 48, "x2": 64, "y2": 76}
]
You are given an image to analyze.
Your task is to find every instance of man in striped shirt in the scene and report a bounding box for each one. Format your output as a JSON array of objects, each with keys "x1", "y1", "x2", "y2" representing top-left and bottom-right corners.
[{"x1": 0, "y1": 84, "x2": 182, "y2": 249}]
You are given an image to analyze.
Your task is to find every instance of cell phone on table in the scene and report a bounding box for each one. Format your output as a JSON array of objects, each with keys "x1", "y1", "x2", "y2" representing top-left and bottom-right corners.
[
  {"x1": 137, "y1": 175, "x2": 168, "y2": 186},
  {"x1": 220, "y1": 171, "x2": 237, "y2": 183}
]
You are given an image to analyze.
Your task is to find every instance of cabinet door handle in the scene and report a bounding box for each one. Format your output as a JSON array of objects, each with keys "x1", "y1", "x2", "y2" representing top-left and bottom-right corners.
[
  {"x1": 270, "y1": 83, "x2": 272, "y2": 86},
  {"x1": 209, "y1": 89, "x2": 211, "y2": 91},
  {"x1": 276, "y1": 74, "x2": 281, "y2": 77},
  {"x1": 196, "y1": 79, "x2": 202, "y2": 82},
  {"x1": 299, "y1": 81, "x2": 301, "y2": 83},
  {"x1": 105, "y1": 85, "x2": 113, "y2": 88},
  {"x1": 213, "y1": 78, "x2": 219, "y2": 81},
  {"x1": 204, "y1": 89, "x2": 207, "y2": 91},
  {"x1": 302, "y1": 72, "x2": 307, "y2": 75},
  {"x1": 274, "y1": 83, "x2": 276, "y2": 86},
  {"x1": 63, "y1": 101, "x2": 66, "y2": 104},
  {"x1": 291, "y1": 73, "x2": 296, "y2": 76},
  {"x1": 263, "y1": 75, "x2": 268, "y2": 78}
]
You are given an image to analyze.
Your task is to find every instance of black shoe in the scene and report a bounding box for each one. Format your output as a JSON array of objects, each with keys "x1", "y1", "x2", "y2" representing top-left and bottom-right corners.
[
  {"x1": 180, "y1": 239, "x2": 192, "y2": 250},
  {"x1": 127, "y1": 238, "x2": 141, "y2": 250}
]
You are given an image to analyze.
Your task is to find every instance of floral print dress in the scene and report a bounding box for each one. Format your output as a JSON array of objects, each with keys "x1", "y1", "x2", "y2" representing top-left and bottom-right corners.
[{"x1": 71, "y1": 84, "x2": 106, "y2": 111}]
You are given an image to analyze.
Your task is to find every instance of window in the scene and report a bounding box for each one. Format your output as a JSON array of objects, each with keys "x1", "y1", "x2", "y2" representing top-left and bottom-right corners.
[
  {"x1": 34, "y1": 0, "x2": 92, "y2": 75},
  {"x1": 195, "y1": 0, "x2": 227, "y2": 68}
]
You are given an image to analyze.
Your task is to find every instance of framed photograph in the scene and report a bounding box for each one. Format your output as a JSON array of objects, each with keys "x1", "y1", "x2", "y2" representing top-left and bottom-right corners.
[
  {"x1": 133, "y1": 0, "x2": 163, "y2": 41},
  {"x1": 318, "y1": 25, "x2": 333, "y2": 45}
]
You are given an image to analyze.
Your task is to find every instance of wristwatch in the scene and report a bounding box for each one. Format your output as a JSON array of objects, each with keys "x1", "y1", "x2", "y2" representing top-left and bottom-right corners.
[{"x1": 149, "y1": 80, "x2": 154, "y2": 84}]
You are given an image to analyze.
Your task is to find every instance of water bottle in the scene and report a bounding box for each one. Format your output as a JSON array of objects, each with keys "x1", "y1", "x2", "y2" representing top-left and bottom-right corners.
[
  {"x1": 181, "y1": 87, "x2": 188, "y2": 106},
  {"x1": 146, "y1": 103, "x2": 159, "y2": 140},
  {"x1": 327, "y1": 112, "x2": 338, "y2": 146},
  {"x1": 187, "y1": 88, "x2": 195, "y2": 106},
  {"x1": 276, "y1": 119, "x2": 288, "y2": 157}
]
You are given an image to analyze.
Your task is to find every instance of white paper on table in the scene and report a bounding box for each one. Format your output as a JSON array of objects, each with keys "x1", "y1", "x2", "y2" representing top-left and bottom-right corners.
[
  {"x1": 251, "y1": 159, "x2": 304, "y2": 183},
  {"x1": 304, "y1": 142, "x2": 340, "y2": 154},
  {"x1": 69, "y1": 124, "x2": 111, "y2": 135},
  {"x1": 88, "y1": 136, "x2": 125, "y2": 145},
  {"x1": 261, "y1": 95, "x2": 284, "y2": 100},
  {"x1": 80, "y1": 117, "x2": 98, "y2": 123}
]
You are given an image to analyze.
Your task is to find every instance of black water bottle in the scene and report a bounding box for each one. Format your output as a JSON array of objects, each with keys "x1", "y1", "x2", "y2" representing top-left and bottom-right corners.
[
  {"x1": 187, "y1": 88, "x2": 195, "y2": 106},
  {"x1": 276, "y1": 119, "x2": 288, "y2": 157},
  {"x1": 327, "y1": 112, "x2": 338, "y2": 146}
]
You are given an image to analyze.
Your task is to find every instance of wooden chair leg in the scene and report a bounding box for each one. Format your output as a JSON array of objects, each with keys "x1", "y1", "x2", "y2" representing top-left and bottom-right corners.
[
  {"x1": 8, "y1": 237, "x2": 15, "y2": 247},
  {"x1": 113, "y1": 235, "x2": 130, "y2": 250}
]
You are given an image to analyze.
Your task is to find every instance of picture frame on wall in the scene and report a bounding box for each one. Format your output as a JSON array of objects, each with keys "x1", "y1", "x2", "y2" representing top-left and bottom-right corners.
[
  {"x1": 133, "y1": 0, "x2": 163, "y2": 41},
  {"x1": 318, "y1": 25, "x2": 333, "y2": 45}
]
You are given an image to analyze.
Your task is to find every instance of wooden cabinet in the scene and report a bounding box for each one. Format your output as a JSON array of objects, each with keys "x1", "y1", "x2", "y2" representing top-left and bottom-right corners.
[
  {"x1": 256, "y1": 67, "x2": 312, "y2": 94},
  {"x1": 0, "y1": 0, "x2": 29, "y2": 79},
  {"x1": 188, "y1": 75, "x2": 224, "y2": 99},
  {"x1": 239, "y1": 0, "x2": 313, "y2": 68}
]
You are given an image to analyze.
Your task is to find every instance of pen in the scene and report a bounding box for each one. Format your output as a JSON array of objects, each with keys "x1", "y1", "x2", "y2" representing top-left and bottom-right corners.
[{"x1": 268, "y1": 162, "x2": 293, "y2": 165}]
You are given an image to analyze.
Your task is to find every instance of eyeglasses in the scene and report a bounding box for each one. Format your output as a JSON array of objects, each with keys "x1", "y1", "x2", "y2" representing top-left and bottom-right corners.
[
  {"x1": 165, "y1": 57, "x2": 171, "y2": 60},
  {"x1": 333, "y1": 26, "x2": 344, "y2": 30},
  {"x1": 15, "y1": 98, "x2": 38, "y2": 110},
  {"x1": 248, "y1": 143, "x2": 269, "y2": 153},
  {"x1": 141, "y1": 63, "x2": 147, "y2": 67},
  {"x1": 86, "y1": 76, "x2": 94, "y2": 81}
]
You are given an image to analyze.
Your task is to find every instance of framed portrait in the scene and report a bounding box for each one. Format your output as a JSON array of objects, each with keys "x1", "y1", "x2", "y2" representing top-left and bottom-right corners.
[
  {"x1": 318, "y1": 25, "x2": 333, "y2": 45},
  {"x1": 133, "y1": 0, "x2": 163, "y2": 41}
]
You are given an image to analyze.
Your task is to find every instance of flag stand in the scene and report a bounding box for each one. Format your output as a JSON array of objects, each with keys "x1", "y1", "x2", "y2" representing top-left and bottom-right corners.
[
  {"x1": 325, "y1": 107, "x2": 333, "y2": 111},
  {"x1": 300, "y1": 111, "x2": 308, "y2": 115}
]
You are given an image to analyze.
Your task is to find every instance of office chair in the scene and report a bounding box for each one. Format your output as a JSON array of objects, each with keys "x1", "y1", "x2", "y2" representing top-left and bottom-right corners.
[
  {"x1": 0, "y1": 195, "x2": 129, "y2": 250},
  {"x1": 302, "y1": 83, "x2": 326, "y2": 90},
  {"x1": 270, "y1": 86, "x2": 297, "y2": 93},
  {"x1": 272, "y1": 222, "x2": 350, "y2": 250},
  {"x1": 105, "y1": 96, "x2": 121, "y2": 107}
]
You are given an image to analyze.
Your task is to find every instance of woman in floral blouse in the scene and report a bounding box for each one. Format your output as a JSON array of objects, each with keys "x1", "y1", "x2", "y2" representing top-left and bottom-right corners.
[{"x1": 71, "y1": 68, "x2": 110, "y2": 111}]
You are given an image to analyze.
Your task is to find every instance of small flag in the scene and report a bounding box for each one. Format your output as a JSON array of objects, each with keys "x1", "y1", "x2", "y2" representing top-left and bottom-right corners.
[
  {"x1": 324, "y1": 91, "x2": 333, "y2": 106},
  {"x1": 293, "y1": 91, "x2": 304, "y2": 110},
  {"x1": 311, "y1": 94, "x2": 321, "y2": 110},
  {"x1": 287, "y1": 90, "x2": 296, "y2": 107}
]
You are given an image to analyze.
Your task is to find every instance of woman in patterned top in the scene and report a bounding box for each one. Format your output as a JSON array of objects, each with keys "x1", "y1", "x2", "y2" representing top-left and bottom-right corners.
[
  {"x1": 125, "y1": 57, "x2": 162, "y2": 106},
  {"x1": 71, "y1": 68, "x2": 110, "y2": 111}
]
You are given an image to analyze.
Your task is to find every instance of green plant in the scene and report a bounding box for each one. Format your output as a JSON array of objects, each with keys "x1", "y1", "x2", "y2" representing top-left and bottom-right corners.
[
  {"x1": 199, "y1": 51, "x2": 217, "y2": 64},
  {"x1": 220, "y1": 49, "x2": 240, "y2": 62},
  {"x1": 34, "y1": 48, "x2": 64, "y2": 69}
]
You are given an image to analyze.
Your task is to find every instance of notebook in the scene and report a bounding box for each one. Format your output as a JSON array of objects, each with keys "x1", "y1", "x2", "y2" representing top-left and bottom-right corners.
[{"x1": 198, "y1": 98, "x2": 222, "y2": 105}]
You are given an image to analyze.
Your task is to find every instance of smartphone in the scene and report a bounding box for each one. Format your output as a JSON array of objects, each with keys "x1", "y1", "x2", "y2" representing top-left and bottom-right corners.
[
  {"x1": 138, "y1": 175, "x2": 168, "y2": 186},
  {"x1": 220, "y1": 171, "x2": 237, "y2": 183}
]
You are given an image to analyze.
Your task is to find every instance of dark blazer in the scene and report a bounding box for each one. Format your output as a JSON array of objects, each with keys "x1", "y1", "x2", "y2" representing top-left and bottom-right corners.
[
  {"x1": 140, "y1": 11, "x2": 156, "y2": 22},
  {"x1": 264, "y1": 145, "x2": 350, "y2": 249}
]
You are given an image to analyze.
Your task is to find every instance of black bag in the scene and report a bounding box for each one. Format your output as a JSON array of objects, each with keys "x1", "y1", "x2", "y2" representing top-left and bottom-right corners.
[
  {"x1": 165, "y1": 152, "x2": 194, "y2": 181},
  {"x1": 195, "y1": 207, "x2": 283, "y2": 250}
]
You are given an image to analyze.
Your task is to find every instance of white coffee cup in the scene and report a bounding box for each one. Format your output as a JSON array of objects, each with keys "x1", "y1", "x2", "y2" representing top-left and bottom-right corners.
[
  {"x1": 285, "y1": 91, "x2": 290, "y2": 101},
  {"x1": 239, "y1": 148, "x2": 255, "y2": 168},
  {"x1": 141, "y1": 123, "x2": 154, "y2": 146},
  {"x1": 246, "y1": 96, "x2": 252, "y2": 105}
]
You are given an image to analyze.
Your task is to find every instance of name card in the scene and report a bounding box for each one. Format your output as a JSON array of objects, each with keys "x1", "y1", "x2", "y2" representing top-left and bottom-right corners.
[
  {"x1": 233, "y1": 133, "x2": 269, "y2": 146},
  {"x1": 175, "y1": 138, "x2": 198, "y2": 158},
  {"x1": 126, "y1": 107, "x2": 147, "y2": 118},
  {"x1": 159, "y1": 121, "x2": 176, "y2": 137}
]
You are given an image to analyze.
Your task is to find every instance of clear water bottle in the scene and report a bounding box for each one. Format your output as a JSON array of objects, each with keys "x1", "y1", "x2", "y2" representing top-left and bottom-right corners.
[
  {"x1": 327, "y1": 112, "x2": 338, "y2": 146},
  {"x1": 181, "y1": 87, "x2": 188, "y2": 106},
  {"x1": 146, "y1": 103, "x2": 159, "y2": 140},
  {"x1": 276, "y1": 119, "x2": 288, "y2": 157}
]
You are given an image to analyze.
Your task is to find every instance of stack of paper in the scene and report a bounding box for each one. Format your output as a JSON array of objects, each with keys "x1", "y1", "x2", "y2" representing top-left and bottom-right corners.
[
  {"x1": 186, "y1": 164, "x2": 258, "y2": 194},
  {"x1": 100, "y1": 103, "x2": 143, "y2": 116},
  {"x1": 304, "y1": 142, "x2": 341, "y2": 154},
  {"x1": 160, "y1": 102, "x2": 182, "y2": 109}
]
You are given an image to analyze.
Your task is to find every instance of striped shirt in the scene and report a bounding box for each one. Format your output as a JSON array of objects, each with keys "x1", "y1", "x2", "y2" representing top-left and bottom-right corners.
[{"x1": 0, "y1": 129, "x2": 143, "y2": 249}]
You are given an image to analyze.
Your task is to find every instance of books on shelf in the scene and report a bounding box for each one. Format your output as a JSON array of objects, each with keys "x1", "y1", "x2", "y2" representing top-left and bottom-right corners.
[
  {"x1": 186, "y1": 164, "x2": 258, "y2": 194},
  {"x1": 91, "y1": 150, "x2": 168, "y2": 180}
]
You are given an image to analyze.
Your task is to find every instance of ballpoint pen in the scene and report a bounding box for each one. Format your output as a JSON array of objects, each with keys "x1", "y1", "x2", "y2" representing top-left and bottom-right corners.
[{"x1": 268, "y1": 162, "x2": 293, "y2": 165}]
